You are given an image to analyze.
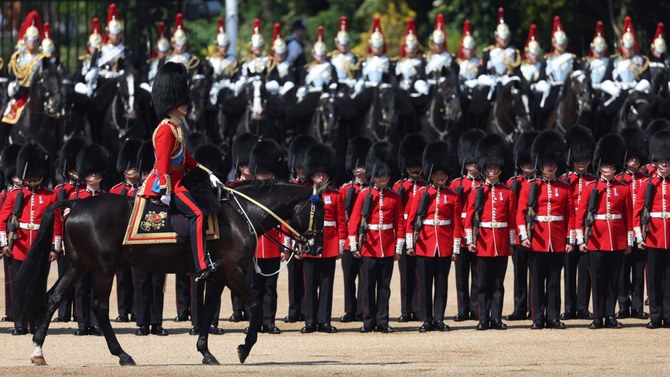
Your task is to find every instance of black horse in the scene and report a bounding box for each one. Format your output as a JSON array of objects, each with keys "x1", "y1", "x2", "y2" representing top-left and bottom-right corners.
[
  {"x1": 485, "y1": 80, "x2": 532, "y2": 143},
  {"x1": 58, "y1": 77, "x2": 91, "y2": 142},
  {"x1": 613, "y1": 90, "x2": 657, "y2": 133},
  {"x1": 420, "y1": 71, "x2": 463, "y2": 145},
  {"x1": 15, "y1": 179, "x2": 324, "y2": 366},
  {"x1": 544, "y1": 71, "x2": 596, "y2": 133},
  {"x1": 359, "y1": 84, "x2": 399, "y2": 145},
  {"x1": 187, "y1": 70, "x2": 215, "y2": 138}
]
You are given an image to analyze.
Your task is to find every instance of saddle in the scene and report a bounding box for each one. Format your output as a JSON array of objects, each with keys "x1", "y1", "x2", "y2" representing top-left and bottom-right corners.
[
  {"x1": 2, "y1": 95, "x2": 29, "y2": 125},
  {"x1": 122, "y1": 195, "x2": 220, "y2": 245}
]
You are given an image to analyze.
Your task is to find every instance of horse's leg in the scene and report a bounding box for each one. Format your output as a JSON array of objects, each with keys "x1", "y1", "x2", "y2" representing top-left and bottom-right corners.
[
  {"x1": 197, "y1": 279, "x2": 225, "y2": 365},
  {"x1": 90, "y1": 269, "x2": 136, "y2": 366},
  {"x1": 225, "y1": 263, "x2": 261, "y2": 364}
]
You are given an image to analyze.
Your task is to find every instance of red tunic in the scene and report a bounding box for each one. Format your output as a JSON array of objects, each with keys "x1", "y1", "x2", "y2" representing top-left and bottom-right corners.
[
  {"x1": 110, "y1": 181, "x2": 139, "y2": 197},
  {"x1": 562, "y1": 172, "x2": 596, "y2": 216},
  {"x1": 405, "y1": 184, "x2": 462, "y2": 257},
  {"x1": 633, "y1": 176, "x2": 670, "y2": 249},
  {"x1": 304, "y1": 187, "x2": 346, "y2": 259},
  {"x1": 393, "y1": 178, "x2": 427, "y2": 220},
  {"x1": 256, "y1": 228, "x2": 283, "y2": 259},
  {"x1": 54, "y1": 181, "x2": 79, "y2": 201},
  {"x1": 463, "y1": 181, "x2": 517, "y2": 257},
  {"x1": 339, "y1": 180, "x2": 368, "y2": 250},
  {"x1": 449, "y1": 175, "x2": 482, "y2": 247}
]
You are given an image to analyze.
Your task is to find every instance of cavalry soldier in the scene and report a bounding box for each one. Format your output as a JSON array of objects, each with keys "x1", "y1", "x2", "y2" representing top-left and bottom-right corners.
[
  {"x1": 518, "y1": 130, "x2": 574, "y2": 330},
  {"x1": 329, "y1": 16, "x2": 358, "y2": 89},
  {"x1": 634, "y1": 130, "x2": 670, "y2": 329},
  {"x1": 464, "y1": 134, "x2": 516, "y2": 331},
  {"x1": 266, "y1": 22, "x2": 297, "y2": 96},
  {"x1": 517, "y1": 24, "x2": 548, "y2": 116},
  {"x1": 238, "y1": 19, "x2": 270, "y2": 83},
  {"x1": 405, "y1": 141, "x2": 462, "y2": 332},
  {"x1": 576, "y1": 134, "x2": 633, "y2": 330},
  {"x1": 649, "y1": 22, "x2": 668, "y2": 97},
  {"x1": 450, "y1": 129, "x2": 485, "y2": 322},
  {"x1": 3, "y1": 11, "x2": 44, "y2": 125},
  {"x1": 73, "y1": 17, "x2": 104, "y2": 97},
  {"x1": 394, "y1": 133, "x2": 427, "y2": 323},
  {"x1": 505, "y1": 130, "x2": 539, "y2": 321},
  {"x1": 561, "y1": 125, "x2": 595, "y2": 320},
  {"x1": 395, "y1": 19, "x2": 429, "y2": 99},
  {"x1": 615, "y1": 128, "x2": 649, "y2": 320},
  {"x1": 0, "y1": 144, "x2": 63, "y2": 335},
  {"x1": 0, "y1": 144, "x2": 22, "y2": 324},
  {"x1": 425, "y1": 14, "x2": 457, "y2": 80},
  {"x1": 582, "y1": 21, "x2": 616, "y2": 100},
  {"x1": 207, "y1": 19, "x2": 239, "y2": 104},
  {"x1": 94, "y1": 4, "x2": 131, "y2": 93},
  {"x1": 541, "y1": 16, "x2": 577, "y2": 106},
  {"x1": 300, "y1": 144, "x2": 345, "y2": 334},
  {"x1": 167, "y1": 13, "x2": 200, "y2": 71},
  {"x1": 479, "y1": 7, "x2": 521, "y2": 96},
  {"x1": 458, "y1": 20, "x2": 484, "y2": 91},
  {"x1": 41, "y1": 22, "x2": 58, "y2": 65},
  {"x1": 137, "y1": 62, "x2": 223, "y2": 281},
  {"x1": 348, "y1": 142, "x2": 405, "y2": 333},
  {"x1": 338, "y1": 136, "x2": 372, "y2": 323},
  {"x1": 353, "y1": 16, "x2": 393, "y2": 98},
  {"x1": 610, "y1": 17, "x2": 652, "y2": 98},
  {"x1": 139, "y1": 22, "x2": 170, "y2": 92}
]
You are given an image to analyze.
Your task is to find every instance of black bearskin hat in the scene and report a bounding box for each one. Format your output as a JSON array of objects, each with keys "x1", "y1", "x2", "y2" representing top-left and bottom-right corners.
[
  {"x1": 303, "y1": 143, "x2": 337, "y2": 181},
  {"x1": 194, "y1": 143, "x2": 229, "y2": 178},
  {"x1": 231, "y1": 133, "x2": 259, "y2": 168},
  {"x1": 151, "y1": 61, "x2": 189, "y2": 119},
  {"x1": 531, "y1": 129, "x2": 567, "y2": 174},
  {"x1": 649, "y1": 130, "x2": 670, "y2": 162},
  {"x1": 116, "y1": 138, "x2": 142, "y2": 173},
  {"x1": 186, "y1": 132, "x2": 210, "y2": 153},
  {"x1": 645, "y1": 119, "x2": 670, "y2": 138},
  {"x1": 620, "y1": 127, "x2": 649, "y2": 164},
  {"x1": 249, "y1": 139, "x2": 286, "y2": 177},
  {"x1": 475, "y1": 134, "x2": 508, "y2": 172},
  {"x1": 565, "y1": 126, "x2": 595, "y2": 164},
  {"x1": 77, "y1": 144, "x2": 109, "y2": 179},
  {"x1": 513, "y1": 130, "x2": 539, "y2": 168},
  {"x1": 345, "y1": 137, "x2": 372, "y2": 172},
  {"x1": 593, "y1": 134, "x2": 626, "y2": 172},
  {"x1": 398, "y1": 133, "x2": 427, "y2": 171},
  {"x1": 57, "y1": 136, "x2": 87, "y2": 177},
  {"x1": 137, "y1": 141, "x2": 155, "y2": 175},
  {"x1": 16, "y1": 144, "x2": 49, "y2": 180},
  {"x1": 1, "y1": 144, "x2": 23, "y2": 185},
  {"x1": 288, "y1": 134, "x2": 317, "y2": 172},
  {"x1": 365, "y1": 142, "x2": 396, "y2": 181},
  {"x1": 458, "y1": 129, "x2": 486, "y2": 167},
  {"x1": 423, "y1": 141, "x2": 453, "y2": 179}
]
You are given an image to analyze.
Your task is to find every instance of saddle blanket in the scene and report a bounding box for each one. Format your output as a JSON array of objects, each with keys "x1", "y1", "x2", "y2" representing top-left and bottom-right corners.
[
  {"x1": 123, "y1": 196, "x2": 220, "y2": 245},
  {"x1": 2, "y1": 95, "x2": 29, "y2": 125}
]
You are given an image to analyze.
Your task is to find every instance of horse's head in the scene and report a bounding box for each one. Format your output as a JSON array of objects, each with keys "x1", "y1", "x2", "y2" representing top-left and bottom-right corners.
[
  {"x1": 32, "y1": 62, "x2": 62, "y2": 117},
  {"x1": 435, "y1": 74, "x2": 462, "y2": 122},
  {"x1": 115, "y1": 71, "x2": 138, "y2": 120},
  {"x1": 290, "y1": 184, "x2": 326, "y2": 256},
  {"x1": 188, "y1": 72, "x2": 211, "y2": 124},
  {"x1": 569, "y1": 71, "x2": 595, "y2": 114},
  {"x1": 315, "y1": 89, "x2": 339, "y2": 144},
  {"x1": 505, "y1": 82, "x2": 532, "y2": 134}
]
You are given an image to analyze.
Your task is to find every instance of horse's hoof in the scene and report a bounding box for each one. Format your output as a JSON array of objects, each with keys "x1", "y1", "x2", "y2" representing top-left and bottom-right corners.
[
  {"x1": 30, "y1": 356, "x2": 47, "y2": 366},
  {"x1": 119, "y1": 355, "x2": 136, "y2": 366},
  {"x1": 202, "y1": 355, "x2": 220, "y2": 365},
  {"x1": 237, "y1": 345, "x2": 250, "y2": 364}
]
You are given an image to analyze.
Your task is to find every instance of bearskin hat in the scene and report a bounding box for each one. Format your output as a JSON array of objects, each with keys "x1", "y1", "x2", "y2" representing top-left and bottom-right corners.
[
  {"x1": 231, "y1": 133, "x2": 259, "y2": 168},
  {"x1": 398, "y1": 133, "x2": 427, "y2": 172},
  {"x1": 513, "y1": 130, "x2": 539, "y2": 168},
  {"x1": 458, "y1": 129, "x2": 486, "y2": 167},
  {"x1": 475, "y1": 134, "x2": 509, "y2": 172},
  {"x1": 57, "y1": 136, "x2": 88, "y2": 177},
  {"x1": 288, "y1": 134, "x2": 317, "y2": 172},
  {"x1": 345, "y1": 137, "x2": 372, "y2": 172},
  {"x1": 593, "y1": 134, "x2": 626, "y2": 172},
  {"x1": 1, "y1": 144, "x2": 23, "y2": 185},
  {"x1": 565, "y1": 126, "x2": 595, "y2": 164},
  {"x1": 365, "y1": 141, "x2": 396, "y2": 181},
  {"x1": 303, "y1": 143, "x2": 337, "y2": 181},
  {"x1": 645, "y1": 119, "x2": 670, "y2": 138},
  {"x1": 249, "y1": 139, "x2": 285, "y2": 177},
  {"x1": 77, "y1": 144, "x2": 109, "y2": 179},
  {"x1": 137, "y1": 141, "x2": 155, "y2": 174},
  {"x1": 649, "y1": 130, "x2": 670, "y2": 163},
  {"x1": 423, "y1": 141, "x2": 453, "y2": 179},
  {"x1": 151, "y1": 62, "x2": 189, "y2": 120},
  {"x1": 16, "y1": 144, "x2": 49, "y2": 180},
  {"x1": 194, "y1": 143, "x2": 228, "y2": 178},
  {"x1": 116, "y1": 138, "x2": 142, "y2": 173},
  {"x1": 531, "y1": 129, "x2": 567, "y2": 174},
  {"x1": 621, "y1": 127, "x2": 649, "y2": 164},
  {"x1": 186, "y1": 132, "x2": 210, "y2": 153}
]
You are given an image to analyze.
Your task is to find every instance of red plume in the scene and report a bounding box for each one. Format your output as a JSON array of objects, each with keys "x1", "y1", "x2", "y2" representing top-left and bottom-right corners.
[
  {"x1": 157, "y1": 21, "x2": 166, "y2": 38},
  {"x1": 217, "y1": 18, "x2": 224, "y2": 33},
  {"x1": 272, "y1": 22, "x2": 282, "y2": 42},
  {"x1": 459, "y1": 19, "x2": 472, "y2": 60},
  {"x1": 253, "y1": 18, "x2": 261, "y2": 34},
  {"x1": 498, "y1": 7, "x2": 505, "y2": 24},
  {"x1": 18, "y1": 10, "x2": 43, "y2": 41},
  {"x1": 316, "y1": 25, "x2": 325, "y2": 42},
  {"x1": 435, "y1": 14, "x2": 445, "y2": 31},
  {"x1": 43, "y1": 22, "x2": 51, "y2": 39},
  {"x1": 553, "y1": 16, "x2": 563, "y2": 35},
  {"x1": 525, "y1": 23, "x2": 538, "y2": 51},
  {"x1": 655, "y1": 22, "x2": 665, "y2": 41},
  {"x1": 593, "y1": 20, "x2": 605, "y2": 40},
  {"x1": 174, "y1": 13, "x2": 185, "y2": 34},
  {"x1": 367, "y1": 16, "x2": 386, "y2": 55},
  {"x1": 339, "y1": 16, "x2": 348, "y2": 32},
  {"x1": 107, "y1": 3, "x2": 118, "y2": 26},
  {"x1": 620, "y1": 16, "x2": 639, "y2": 53},
  {"x1": 91, "y1": 17, "x2": 100, "y2": 35}
]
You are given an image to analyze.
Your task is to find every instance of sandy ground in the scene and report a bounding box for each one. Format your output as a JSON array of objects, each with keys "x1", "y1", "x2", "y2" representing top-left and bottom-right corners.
[{"x1": 0, "y1": 258, "x2": 669, "y2": 376}]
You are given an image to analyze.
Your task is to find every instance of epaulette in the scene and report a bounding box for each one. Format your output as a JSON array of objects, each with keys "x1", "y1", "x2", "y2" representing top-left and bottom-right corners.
[
  {"x1": 482, "y1": 45, "x2": 495, "y2": 52},
  {"x1": 327, "y1": 50, "x2": 340, "y2": 58}
]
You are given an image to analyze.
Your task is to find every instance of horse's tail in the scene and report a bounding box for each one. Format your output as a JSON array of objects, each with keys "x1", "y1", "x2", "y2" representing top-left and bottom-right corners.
[{"x1": 14, "y1": 200, "x2": 72, "y2": 324}]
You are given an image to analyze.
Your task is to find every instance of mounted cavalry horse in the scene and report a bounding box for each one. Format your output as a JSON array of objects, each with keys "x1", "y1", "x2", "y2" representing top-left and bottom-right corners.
[
  {"x1": 485, "y1": 78, "x2": 532, "y2": 143},
  {"x1": 542, "y1": 70, "x2": 596, "y2": 133},
  {"x1": 419, "y1": 70, "x2": 463, "y2": 145},
  {"x1": 16, "y1": 176, "x2": 325, "y2": 366}
]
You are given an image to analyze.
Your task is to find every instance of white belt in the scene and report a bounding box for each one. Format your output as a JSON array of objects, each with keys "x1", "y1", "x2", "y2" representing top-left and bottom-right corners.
[
  {"x1": 423, "y1": 219, "x2": 452, "y2": 226},
  {"x1": 368, "y1": 223, "x2": 394, "y2": 230},
  {"x1": 650, "y1": 212, "x2": 670, "y2": 219},
  {"x1": 534, "y1": 215, "x2": 564, "y2": 222},
  {"x1": 479, "y1": 221, "x2": 508, "y2": 229},
  {"x1": 324, "y1": 220, "x2": 337, "y2": 227},
  {"x1": 594, "y1": 214, "x2": 622, "y2": 220},
  {"x1": 19, "y1": 222, "x2": 40, "y2": 230}
]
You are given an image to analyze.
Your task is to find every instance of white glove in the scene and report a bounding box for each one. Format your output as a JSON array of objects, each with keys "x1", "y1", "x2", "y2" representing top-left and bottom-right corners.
[
  {"x1": 265, "y1": 80, "x2": 280, "y2": 95},
  {"x1": 533, "y1": 80, "x2": 550, "y2": 94},
  {"x1": 296, "y1": 87, "x2": 307, "y2": 102},
  {"x1": 160, "y1": 194, "x2": 171, "y2": 206},
  {"x1": 209, "y1": 173, "x2": 222, "y2": 188},
  {"x1": 328, "y1": 82, "x2": 338, "y2": 91},
  {"x1": 413, "y1": 80, "x2": 429, "y2": 96},
  {"x1": 600, "y1": 80, "x2": 621, "y2": 97},
  {"x1": 279, "y1": 81, "x2": 295, "y2": 96},
  {"x1": 634, "y1": 79, "x2": 651, "y2": 93},
  {"x1": 477, "y1": 74, "x2": 494, "y2": 87},
  {"x1": 464, "y1": 79, "x2": 478, "y2": 89},
  {"x1": 7, "y1": 81, "x2": 18, "y2": 97},
  {"x1": 209, "y1": 83, "x2": 222, "y2": 105},
  {"x1": 353, "y1": 79, "x2": 364, "y2": 97},
  {"x1": 74, "y1": 82, "x2": 88, "y2": 95},
  {"x1": 338, "y1": 240, "x2": 345, "y2": 256},
  {"x1": 139, "y1": 82, "x2": 152, "y2": 93},
  {"x1": 84, "y1": 69, "x2": 98, "y2": 82}
]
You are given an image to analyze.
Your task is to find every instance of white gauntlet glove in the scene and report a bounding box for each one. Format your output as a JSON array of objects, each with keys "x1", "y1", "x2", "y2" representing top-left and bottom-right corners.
[{"x1": 209, "y1": 173, "x2": 222, "y2": 188}]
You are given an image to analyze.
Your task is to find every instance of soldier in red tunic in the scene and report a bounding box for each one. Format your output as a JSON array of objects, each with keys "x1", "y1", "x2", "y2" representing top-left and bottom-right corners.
[
  {"x1": 0, "y1": 144, "x2": 63, "y2": 335},
  {"x1": 0, "y1": 144, "x2": 22, "y2": 324},
  {"x1": 137, "y1": 62, "x2": 222, "y2": 281},
  {"x1": 405, "y1": 141, "x2": 462, "y2": 332},
  {"x1": 576, "y1": 134, "x2": 633, "y2": 329},
  {"x1": 464, "y1": 134, "x2": 516, "y2": 331}
]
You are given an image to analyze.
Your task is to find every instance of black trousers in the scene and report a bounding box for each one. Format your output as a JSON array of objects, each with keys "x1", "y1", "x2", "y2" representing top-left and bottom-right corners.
[
  {"x1": 4, "y1": 257, "x2": 13, "y2": 319},
  {"x1": 476, "y1": 256, "x2": 508, "y2": 323},
  {"x1": 399, "y1": 253, "x2": 419, "y2": 316},
  {"x1": 8, "y1": 258, "x2": 23, "y2": 329},
  {"x1": 231, "y1": 262, "x2": 254, "y2": 315},
  {"x1": 286, "y1": 257, "x2": 305, "y2": 319},
  {"x1": 589, "y1": 251, "x2": 625, "y2": 319},
  {"x1": 56, "y1": 256, "x2": 75, "y2": 320},
  {"x1": 618, "y1": 247, "x2": 646, "y2": 312},
  {"x1": 75, "y1": 272, "x2": 99, "y2": 328},
  {"x1": 529, "y1": 252, "x2": 563, "y2": 322},
  {"x1": 564, "y1": 249, "x2": 591, "y2": 314},
  {"x1": 455, "y1": 248, "x2": 478, "y2": 316},
  {"x1": 115, "y1": 264, "x2": 134, "y2": 317},
  {"x1": 511, "y1": 246, "x2": 530, "y2": 315},
  {"x1": 360, "y1": 257, "x2": 394, "y2": 328},
  {"x1": 647, "y1": 248, "x2": 670, "y2": 322},
  {"x1": 132, "y1": 268, "x2": 166, "y2": 326},
  {"x1": 303, "y1": 258, "x2": 336, "y2": 325},
  {"x1": 416, "y1": 256, "x2": 451, "y2": 323},
  {"x1": 175, "y1": 273, "x2": 191, "y2": 319},
  {"x1": 190, "y1": 276, "x2": 221, "y2": 328},
  {"x1": 252, "y1": 258, "x2": 280, "y2": 327},
  {"x1": 341, "y1": 250, "x2": 362, "y2": 317}
]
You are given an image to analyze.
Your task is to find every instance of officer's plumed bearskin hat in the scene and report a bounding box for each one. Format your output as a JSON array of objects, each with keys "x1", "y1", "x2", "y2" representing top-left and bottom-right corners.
[
  {"x1": 194, "y1": 143, "x2": 228, "y2": 178},
  {"x1": 116, "y1": 138, "x2": 142, "y2": 173},
  {"x1": 288, "y1": 134, "x2": 317, "y2": 172},
  {"x1": 58, "y1": 136, "x2": 87, "y2": 177},
  {"x1": 303, "y1": 143, "x2": 337, "y2": 181},
  {"x1": 423, "y1": 141, "x2": 453, "y2": 179},
  {"x1": 345, "y1": 137, "x2": 372, "y2": 172},
  {"x1": 458, "y1": 129, "x2": 486, "y2": 167},
  {"x1": 17, "y1": 144, "x2": 48, "y2": 180},
  {"x1": 231, "y1": 133, "x2": 258, "y2": 169},
  {"x1": 649, "y1": 130, "x2": 670, "y2": 163},
  {"x1": 475, "y1": 134, "x2": 508, "y2": 172},
  {"x1": 531, "y1": 129, "x2": 567, "y2": 174},
  {"x1": 398, "y1": 133, "x2": 427, "y2": 171},
  {"x1": 250, "y1": 139, "x2": 286, "y2": 177},
  {"x1": 1, "y1": 144, "x2": 23, "y2": 184},
  {"x1": 565, "y1": 125, "x2": 595, "y2": 164},
  {"x1": 513, "y1": 130, "x2": 539, "y2": 168},
  {"x1": 137, "y1": 141, "x2": 155, "y2": 175},
  {"x1": 621, "y1": 127, "x2": 649, "y2": 164},
  {"x1": 365, "y1": 142, "x2": 396, "y2": 181},
  {"x1": 77, "y1": 144, "x2": 108, "y2": 179},
  {"x1": 593, "y1": 134, "x2": 626, "y2": 172},
  {"x1": 151, "y1": 61, "x2": 189, "y2": 120}
]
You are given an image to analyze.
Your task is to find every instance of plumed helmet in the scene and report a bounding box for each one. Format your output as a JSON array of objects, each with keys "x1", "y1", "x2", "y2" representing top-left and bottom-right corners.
[{"x1": 151, "y1": 62, "x2": 189, "y2": 119}]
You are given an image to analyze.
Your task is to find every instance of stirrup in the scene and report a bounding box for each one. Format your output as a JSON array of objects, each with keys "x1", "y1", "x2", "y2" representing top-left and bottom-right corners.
[{"x1": 195, "y1": 269, "x2": 211, "y2": 282}]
